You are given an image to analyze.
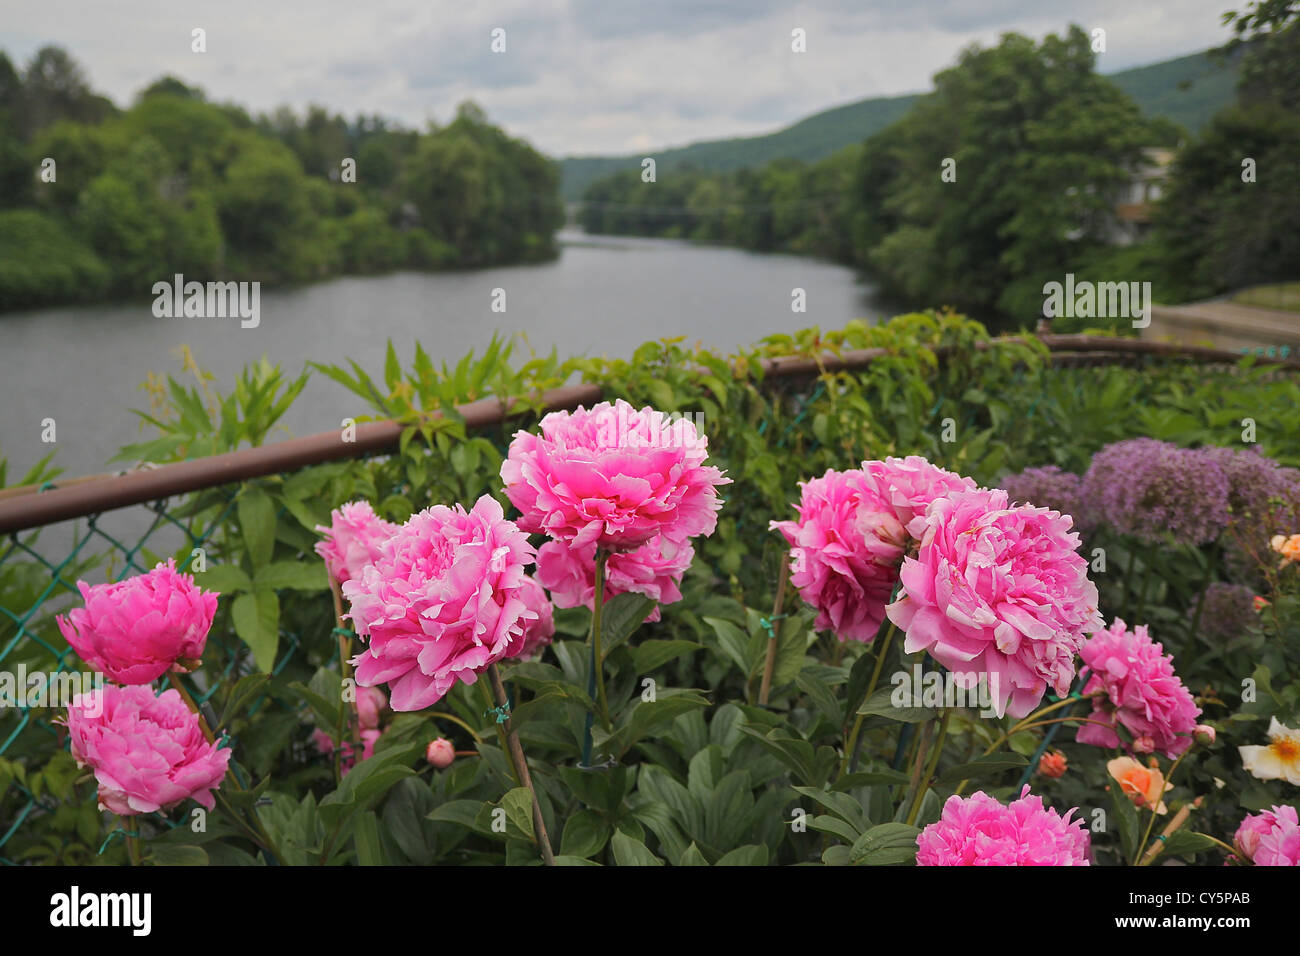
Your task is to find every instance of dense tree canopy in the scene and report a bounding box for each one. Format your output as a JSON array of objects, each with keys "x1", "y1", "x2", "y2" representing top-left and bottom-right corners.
[
  {"x1": 0, "y1": 48, "x2": 564, "y2": 311},
  {"x1": 579, "y1": 13, "x2": 1294, "y2": 327}
]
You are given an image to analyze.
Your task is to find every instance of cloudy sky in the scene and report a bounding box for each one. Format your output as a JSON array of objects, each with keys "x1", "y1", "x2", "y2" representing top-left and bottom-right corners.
[{"x1": 1, "y1": 0, "x2": 1236, "y2": 157}]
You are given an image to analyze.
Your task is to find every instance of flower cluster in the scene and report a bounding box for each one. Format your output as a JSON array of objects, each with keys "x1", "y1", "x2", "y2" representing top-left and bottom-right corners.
[
  {"x1": 916, "y1": 786, "x2": 1090, "y2": 866},
  {"x1": 1193, "y1": 582, "x2": 1256, "y2": 642},
  {"x1": 65, "y1": 685, "x2": 230, "y2": 815},
  {"x1": 888, "y1": 487, "x2": 1102, "y2": 718},
  {"x1": 57, "y1": 559, "x2": 218, "y2": 685},
  {"x1": 1000, "y1": 465, "x2": 1089, "y2": 529},
  {"x1": 1082, "y1": 439, "x2": 1230, "y2": 546},
  {"x1": 1075, "y1": 618, "x2": 1200, "y2": 758},
  {"x1": 345, "y1": 495, "x2": 538, "y2": 711}
]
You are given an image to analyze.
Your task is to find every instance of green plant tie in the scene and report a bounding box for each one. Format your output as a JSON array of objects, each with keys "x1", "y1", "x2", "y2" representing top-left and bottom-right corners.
[
  {"x1": 485, "y1": 703, "x2": 510, "y2": 725},
  {"x1": 759, "y1": 613, "x2": 787, "y2": 637},
  {"x1": 97, "y1": 827, "x2": 128, "y2": 855}
]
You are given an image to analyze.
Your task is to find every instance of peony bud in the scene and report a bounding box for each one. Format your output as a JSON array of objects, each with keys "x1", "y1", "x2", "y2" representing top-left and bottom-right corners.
[
  {"x1": 1195, "y1": 724, "x2": 1216, "y2": 747},
  {"x1": 426, "y1": 738, "x2": 455, "y2": 769}
]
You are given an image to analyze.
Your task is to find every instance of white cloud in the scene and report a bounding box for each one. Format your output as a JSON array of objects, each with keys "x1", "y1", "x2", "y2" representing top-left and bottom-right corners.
[{"x1": 0, "y1": 0, "x2": 1236, "y2": 156}]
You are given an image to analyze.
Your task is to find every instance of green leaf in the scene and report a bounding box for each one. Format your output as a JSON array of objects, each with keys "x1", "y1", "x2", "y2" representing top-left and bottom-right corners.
[
  {"x1": 631, "y1": 640, "x2": 702, "y2": 674},
  {"x1": 499, "y1": 787, "x2": 536, "y2": 843},
  {"x1": 849, "y1": 822, "x2": 919, "y2": 866},
  {"x1": 198, "y1": 564, "x2": 252, "y2": 594},
  {"x1": 831, "y1": 770, "x2": 910, "y2": 790},
  {"x1": 1108, "y1": 776, "x2": 1140, "y2": 863},
  {"x1": 238, "y1": 487, "x2": 276, "y2": 569},
  {"x1": 822, "y1": 845, "x2": 852, "y2": 866},
  {"x1": 792, "y1": 786, "x2": 868, "y2": 833},
  {"x1": 318, "y1": 744, "x2": 419, "y2": 830},
  {"x1": 704, "y1": 616, "x2": 757, "y2": 675},
  {"x1": 856, "y1": 686, "x2": 938, "y2": 723},
  {"x1": 679, "y1": 842, "x2": 710, "y2": 866},
  {"x1": 715, "y1": 844, "x2": 768, "y2": 866},
  {"x1": 146, "y1": 845, "x2": 209, "y2": 866},
  {"x1": 595, "y1": 689, "x2": 711, "y2": 758},
  {"x1": 427, "y1": 800, "x2": 487, "y2": 831},
  {"x1": 600, "y1": 592, "x2": 656, "y2": 654},
  {"x1": 1158, "y1": 830, "x2": 1219, "y2": 859},
  {"x1": 807, "y1": 814, "x2": 861, "y2": 844},
  {"x1": 559, "y1": 809, "x2": 609, "y2": 859},
  {"x1": 935, "y1": 754, "x2": 1028, "y2": 786},
  {"x1": 255, "y1": 561, "x2": 327, "y2": 592},
  {"x1": 610, "y1": 830, "x2": 663, "y2": 866},
  {"x1": 353, "y1": 811, "x2": 386, "y2": 866},
  {"x1": 216, "y1": 673, "x2": 271, "y2": 730},
  {"x1": 231, "y1": 590, "x2": 280, "y2": 672}
]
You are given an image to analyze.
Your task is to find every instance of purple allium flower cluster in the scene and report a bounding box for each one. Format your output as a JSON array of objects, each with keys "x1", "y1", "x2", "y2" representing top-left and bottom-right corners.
[
  {"x1": 1081, "y1": 439, "x2": 1230, "y2": 546},
  {"x1": 1199, "y1": 446, "x2": 1300, "y2": 581},
  {"x1": 1001, "y1": 465, "x2": 1089, "y2": 529},
  {"x1": 1194, "y1": 581, "x2": 1257, "y2": 642}
]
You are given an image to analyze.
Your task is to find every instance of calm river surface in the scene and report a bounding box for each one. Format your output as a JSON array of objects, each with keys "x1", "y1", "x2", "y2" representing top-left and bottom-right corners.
[{"x1": 2, "y1": 231, "x2": 885, "y2": 479}]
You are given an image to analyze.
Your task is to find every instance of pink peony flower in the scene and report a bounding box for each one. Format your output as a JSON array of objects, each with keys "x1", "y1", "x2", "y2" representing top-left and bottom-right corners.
[
  {"x1": 344, "y1": 495, "x2": 537, "y2": 711},
  {"x1": 500, "y1": 399, "x2": 730, "y2": 551},
  {"x1": 770, "y1": 469, "x2": 903, "y2": 643},
  {"x1": 426, "y1": 738, "x2": 456, "y2": 769},
  {"x1": 536, "y1": 534, "x2": 691, "y2": 625},
  {"x1": 315, "y1": 501, "x2": 398, "y2": 585},
  {"x1": 1234, "y1": 806, "x2": 1300, "y2": 866},
  {"x1": 506, "y1": 575, "x2": 556, "y2": 660},
  {"x1": 887, "y1": 488, "x2": 1103, "y2": 718},
  {"x1": 64, "y1": 684, "x2": 230, "y2": 815},
  {"x1": 56, "y1": 559, "x2": 218, "y2": 685},
  {"x1": 772, "y1": 459, "x2": 976, "y2": 643},
  {"x1": 1075, "y1": 618, "x2": 1201, "y2": 758},
  {"x1": 917, "y1": 786, "x2": 1090, "y2": 866},
  {"x1": 861, "y1": 455, "x2": 978, "y2": 539}
]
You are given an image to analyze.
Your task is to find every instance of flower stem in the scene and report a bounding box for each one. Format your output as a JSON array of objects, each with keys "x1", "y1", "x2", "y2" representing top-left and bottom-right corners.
[
  {"x1": 123, "y1": 816, "x2": 140, "y2": 865},
  {"x1": 1138, "y1": 796, "x2": 1203, "y2": 866},
  {"x1": 478, "y1": 679, "x2": 522, "y2": 789},
  {"x1": 1136, "y1": 750, "x2": 1189, "y2": 864},
  {"x1": 590, "y1": 548, "x2": 611, "y2": 729},
  {"x1": 906, "y1": 708, "x2": 950, "y2": 826},
  {"x1": 758, "y1": 559, "x2": 790, "y2": 706},
  {"x1": 169, "y1": 673, "x2": 216, "y2": 745},
  {"x1": 488, "y1": 663, "x2": 556, "y2": 866},
  {"x1": 1187, "y1": 542, "x2": 1220, "y2": 645},
  {"x1": 902, "y1": 718, "x2": 935, "y2": 821},
  {"x1": 837, "y1": 622, "x2": 897, "y2": 781}
]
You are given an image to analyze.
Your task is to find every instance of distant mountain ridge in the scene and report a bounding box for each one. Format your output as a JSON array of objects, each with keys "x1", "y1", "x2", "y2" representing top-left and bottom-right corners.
[{"x1": 560, "y1": 49, "x2": 1238, "y2": 200}]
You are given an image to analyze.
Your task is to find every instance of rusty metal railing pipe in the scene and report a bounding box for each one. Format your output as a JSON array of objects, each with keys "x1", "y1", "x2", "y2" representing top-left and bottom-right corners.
[{"x1": 0, "y1": 335, "x2": 1293, "y2": 535}]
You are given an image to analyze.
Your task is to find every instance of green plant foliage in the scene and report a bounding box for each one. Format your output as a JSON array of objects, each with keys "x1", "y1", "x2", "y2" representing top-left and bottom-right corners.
[{"x1": 2, "y1": 312, "x2": 1297, "y2": 866}]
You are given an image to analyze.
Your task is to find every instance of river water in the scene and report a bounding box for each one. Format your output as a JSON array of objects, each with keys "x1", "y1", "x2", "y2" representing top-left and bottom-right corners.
[{"x1": 1, "y1": 231, "x2": 884, "y2": 480}]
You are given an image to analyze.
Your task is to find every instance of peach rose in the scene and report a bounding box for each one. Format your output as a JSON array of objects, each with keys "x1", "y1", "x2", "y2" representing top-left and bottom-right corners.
[{"x1": 1107, "y1": 756, "x2": 1171, "y2": 815}]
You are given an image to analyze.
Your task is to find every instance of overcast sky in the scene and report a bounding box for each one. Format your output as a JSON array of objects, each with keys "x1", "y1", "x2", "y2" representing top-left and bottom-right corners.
[{"x1": 1, "y1": 1, "x2": 1237, "y2": 157}]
